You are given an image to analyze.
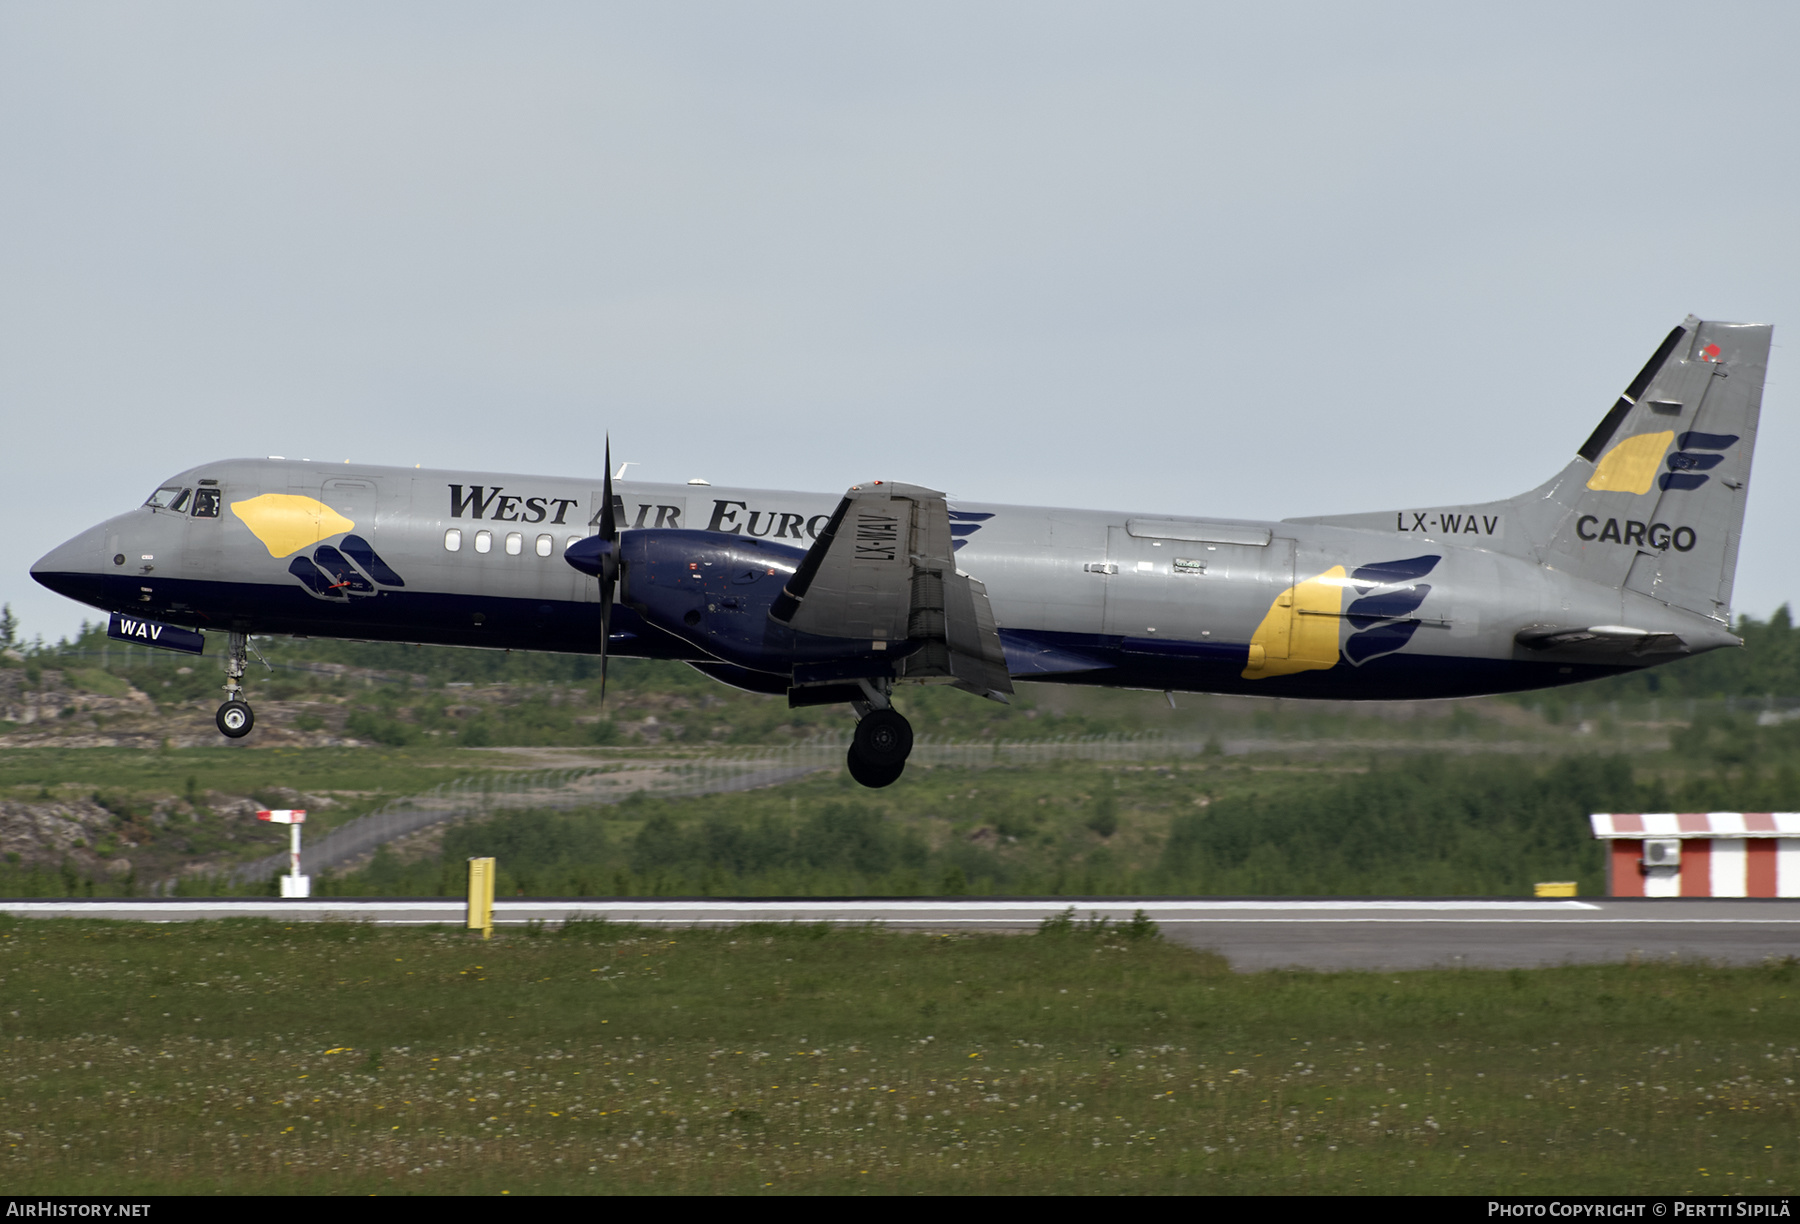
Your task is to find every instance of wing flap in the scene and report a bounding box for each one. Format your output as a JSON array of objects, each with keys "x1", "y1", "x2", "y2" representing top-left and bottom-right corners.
[{"x1": 774, "y1": 480, "x2": 1014, "y2": 701}]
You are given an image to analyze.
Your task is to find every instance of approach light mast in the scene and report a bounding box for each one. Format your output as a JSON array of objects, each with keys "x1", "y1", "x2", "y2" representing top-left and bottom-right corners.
[{"x1": 257, "y1": 809, "x2": 309, "y2": 898}]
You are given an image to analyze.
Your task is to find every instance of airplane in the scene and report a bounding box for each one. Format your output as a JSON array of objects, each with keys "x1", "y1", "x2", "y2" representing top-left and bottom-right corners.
[{"x1": 31, "y1": 315, "x2": 1768, "y2": 787}]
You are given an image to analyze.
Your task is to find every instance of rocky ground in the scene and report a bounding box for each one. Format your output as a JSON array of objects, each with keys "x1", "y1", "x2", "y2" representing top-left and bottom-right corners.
[
  {"x1": 0, "y1": 661, "x2": 365, "y2": 750},
  {"x1": 0, "y1": 785, "x2": 340, "y2": 884}
]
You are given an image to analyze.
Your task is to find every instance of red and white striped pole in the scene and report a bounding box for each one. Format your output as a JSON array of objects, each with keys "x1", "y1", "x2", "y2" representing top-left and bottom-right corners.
[{"x1": 257, "y1": 809, "x2": 309, "y2": 898}]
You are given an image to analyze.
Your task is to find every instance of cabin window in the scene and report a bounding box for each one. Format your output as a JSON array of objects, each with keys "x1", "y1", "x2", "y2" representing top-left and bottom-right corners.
[
  {"x1": 475, "y1": 530, "x2": 493, "y2": 554},
  {"x1": 190, "y1": 489, "x2": 221, "y2": 518},
  {"x1": 536, "y1": 534, "x2": 554, "y2": 557},
  {"x1": 505, "y1": 532, "x2": 523, "y2": 556},
  {"x1": 566, "y1": 536, "x2": 582, "y2": 551},
  {"x1": 444, "y1": 528, "x2": 462, "y2": 552}
]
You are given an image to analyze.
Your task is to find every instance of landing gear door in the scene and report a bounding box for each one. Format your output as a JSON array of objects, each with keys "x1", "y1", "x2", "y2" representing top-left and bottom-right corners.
[{"x1": 587, "y1": 489, "x2": 623, "y2": 537}]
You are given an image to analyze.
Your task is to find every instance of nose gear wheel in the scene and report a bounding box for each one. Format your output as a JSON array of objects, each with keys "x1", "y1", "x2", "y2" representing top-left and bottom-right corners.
[
  {"x1": 215, "y1": 631, "x2": 256, "y2": 740},
  {"x1": 217, "y1": 699, "x2": 254, "y2": 738}
]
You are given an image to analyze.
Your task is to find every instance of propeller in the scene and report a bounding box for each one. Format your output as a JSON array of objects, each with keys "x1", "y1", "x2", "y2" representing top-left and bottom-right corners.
[
  {"x1": 563, "y1": 437, "x2": 623, "y2": 703},
  {"x1": 597, "y1": 436, "x2": 620, "y2": 702}
]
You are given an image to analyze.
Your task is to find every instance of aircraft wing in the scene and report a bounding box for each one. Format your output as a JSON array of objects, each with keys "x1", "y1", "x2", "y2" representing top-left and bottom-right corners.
[{"x1": 771, "y1": 480, "x2": 1014, "y2": 702}]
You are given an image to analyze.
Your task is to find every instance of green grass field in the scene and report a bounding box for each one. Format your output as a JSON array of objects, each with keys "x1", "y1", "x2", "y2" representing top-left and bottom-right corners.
[{"x1": 1, "y1": 916, "x2": 1794, "y2": 1195}]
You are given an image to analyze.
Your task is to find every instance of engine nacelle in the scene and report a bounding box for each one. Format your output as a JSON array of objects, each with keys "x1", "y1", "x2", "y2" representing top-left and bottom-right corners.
[{"x1": 616, "y1": 530, "x2": 910, "y2": 682}]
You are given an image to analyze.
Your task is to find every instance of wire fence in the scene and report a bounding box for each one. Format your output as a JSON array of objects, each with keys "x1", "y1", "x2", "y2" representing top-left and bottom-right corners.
[
  {"x1": 40, "y1": 644, "x2": 429, "y2": 687},
  {"x1": 203, "y1": 693, "x2": 1800, "y2": 892},
  {"x1": 217, "y1": 757, "x2": 828, "y2": 887},
  {"x1": 203, "y1": 731, "x2": 1250, "y2": 890},
  {"x1": 141, "y1": 687, "x2": 1800, "y2": 894}
]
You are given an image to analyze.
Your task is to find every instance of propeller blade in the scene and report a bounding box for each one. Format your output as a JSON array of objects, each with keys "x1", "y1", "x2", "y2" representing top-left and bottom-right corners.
[
  {"x1": 600, "y1": 435, "x2": 617, "y2": 543},
  {"x1": 599, "y1": 586, "x2": 611, "y2": 705},
  {"x1": 598, "y1": 434, "x2": 619, "y2": 706}
]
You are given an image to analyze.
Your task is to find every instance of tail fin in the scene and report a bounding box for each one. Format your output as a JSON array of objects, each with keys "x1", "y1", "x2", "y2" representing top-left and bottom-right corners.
[{"x1": 1290, "y1": 316, "x2": 1771, "y2": 622}]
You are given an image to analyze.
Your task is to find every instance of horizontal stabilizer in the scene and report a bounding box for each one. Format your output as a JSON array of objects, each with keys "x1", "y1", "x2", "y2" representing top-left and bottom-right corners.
[{"x1": 1515, "y1": 624, "x2": 1691, "y2": 659}]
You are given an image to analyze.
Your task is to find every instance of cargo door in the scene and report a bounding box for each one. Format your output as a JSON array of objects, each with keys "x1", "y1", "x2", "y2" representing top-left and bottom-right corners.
[
  {"x1": 312, "y1": 478, "x2": 385, "y2": 597},
  {"x1": 1104, "y1": 523, "x2": 1293, "y2": 650},
  {"x1": 604, "y1": 491, "x2": 686, "y2": 533},
  {"x1": 320, "y1": 478, "x2": 378, "y2": 538},
  {"x1": 1101, "y1": 525, "x2": 1166, "y2": 637}
]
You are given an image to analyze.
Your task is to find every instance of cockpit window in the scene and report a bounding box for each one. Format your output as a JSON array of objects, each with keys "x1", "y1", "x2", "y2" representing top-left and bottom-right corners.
[
  {"x1": 146, "y1": 487, "x2": 190, "y2": 511},
  {"x1": 190, "y1": 488, "x2": 221, "y2": 518}
]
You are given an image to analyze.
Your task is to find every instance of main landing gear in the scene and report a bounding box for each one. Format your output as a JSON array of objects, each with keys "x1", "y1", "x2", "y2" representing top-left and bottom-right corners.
[
  {"x1": 216, "y1": 631, "x2": 255, "y2": 739},
  {"x1": 847, "y1": 680, "x2": 913, "y2": 789}
]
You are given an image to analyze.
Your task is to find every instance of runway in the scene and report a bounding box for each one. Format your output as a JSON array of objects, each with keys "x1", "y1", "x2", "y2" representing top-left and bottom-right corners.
[{"x1": 5, "y1": 896, "x2": 1798, "y2": 970}]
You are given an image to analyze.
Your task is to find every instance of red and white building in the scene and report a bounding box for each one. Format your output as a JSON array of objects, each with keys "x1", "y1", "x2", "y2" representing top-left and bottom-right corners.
[{"x1": 1589, "y1": 813, "x2": 1800, "y2": 897}]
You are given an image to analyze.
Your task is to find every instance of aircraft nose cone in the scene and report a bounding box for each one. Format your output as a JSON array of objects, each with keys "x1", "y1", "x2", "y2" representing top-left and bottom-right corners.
[{"x1": 31, "y1": 525, "x2": 110, "y2": 609}]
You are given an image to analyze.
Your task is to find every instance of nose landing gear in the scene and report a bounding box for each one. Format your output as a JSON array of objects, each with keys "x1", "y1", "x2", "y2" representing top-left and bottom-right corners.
[
  {"x1": 847, "y1": 680, "x2": 913, "y2": 789},
  {"x1": 216, "y1": 631, "x2": 256, "y2": 739},
  {"x1": 217, "y1": 699, "x2": 254, "y2": 737}
]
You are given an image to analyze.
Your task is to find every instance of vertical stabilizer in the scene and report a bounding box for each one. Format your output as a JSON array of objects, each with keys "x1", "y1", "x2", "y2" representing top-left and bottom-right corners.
[
  {"x1": 1290, "y1": 317, "x2": 1770, "y2": 622},
  {"x1": 1549, "y1": 319, "x2": 1768, "y2": 621}
]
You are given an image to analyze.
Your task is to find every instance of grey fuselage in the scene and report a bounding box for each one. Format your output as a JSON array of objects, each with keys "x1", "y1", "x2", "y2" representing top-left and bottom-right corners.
[{"x1": 29, "y1": 456, "x2": 1741, "y2": 700}]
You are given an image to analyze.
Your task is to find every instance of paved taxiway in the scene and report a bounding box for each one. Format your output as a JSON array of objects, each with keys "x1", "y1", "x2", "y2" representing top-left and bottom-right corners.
[{"x1": 4, "y1": 897, "x2": 1797, "y2": 971}]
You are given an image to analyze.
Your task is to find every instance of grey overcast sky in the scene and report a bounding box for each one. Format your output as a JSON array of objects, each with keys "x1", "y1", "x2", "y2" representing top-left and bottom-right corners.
[{"x1": 5, "y1": 3, "x2": 1799, "y2": 642}]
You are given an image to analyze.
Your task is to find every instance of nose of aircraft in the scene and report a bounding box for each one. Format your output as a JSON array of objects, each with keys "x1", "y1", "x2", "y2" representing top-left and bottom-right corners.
[{"x1": 31, "y1": 522, "x2": 111, "y2": 610}]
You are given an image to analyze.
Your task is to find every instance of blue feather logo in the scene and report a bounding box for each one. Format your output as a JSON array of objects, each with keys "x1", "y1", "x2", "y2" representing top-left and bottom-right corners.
[{"x1": 1342, "y1": 555, "x2": 1438, "y2": 665}]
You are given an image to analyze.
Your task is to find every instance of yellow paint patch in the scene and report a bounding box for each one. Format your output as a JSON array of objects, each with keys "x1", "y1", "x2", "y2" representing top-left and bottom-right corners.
[
  {"x1": 1586, "y1": 430, "x2": 1674, "y2": 494},
  {"x1": 230, "y1": 494, "x2": 356, "y2": 558},
  {"x1": 1242, "y1": 565, "x2": 1346, "y2": 680}
]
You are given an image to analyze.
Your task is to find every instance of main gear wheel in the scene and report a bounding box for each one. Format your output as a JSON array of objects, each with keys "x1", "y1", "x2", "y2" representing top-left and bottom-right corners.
[
  {"x1": 846, "y1": 745, "x2": 905, "y2": 789},
  {"x1": 852, "y1": 707, "x2": 913, "y2": 768}
]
